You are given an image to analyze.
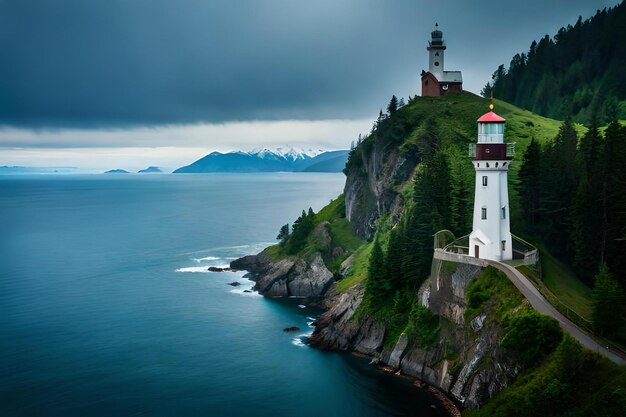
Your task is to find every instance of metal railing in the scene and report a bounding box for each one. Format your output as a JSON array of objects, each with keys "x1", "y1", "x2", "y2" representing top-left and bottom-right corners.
[{"x1": 506, "y1": 143, "x2": 515, "y2": 158}]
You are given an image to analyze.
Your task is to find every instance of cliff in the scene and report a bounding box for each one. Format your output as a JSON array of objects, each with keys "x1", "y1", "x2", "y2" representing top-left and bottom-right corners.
[
  {"x1": 231, "y1": 211, "x2": 362, "y2": 297},
  {"x1": 231, "y1": 93, "x2": 625, "y2": 414},
  {"x1": 311, "y1": 263, "x2": 523, "y2": 408}
]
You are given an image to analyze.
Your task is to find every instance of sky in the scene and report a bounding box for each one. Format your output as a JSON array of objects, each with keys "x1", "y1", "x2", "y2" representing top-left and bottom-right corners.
[{"x1": 0, "y1": 0, "x2": 620, "y2": 171}]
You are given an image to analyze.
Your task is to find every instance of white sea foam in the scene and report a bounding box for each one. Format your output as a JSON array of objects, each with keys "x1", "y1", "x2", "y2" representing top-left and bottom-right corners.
[
  {"x1": 229, "y1": 288, "x2": 261, "y2": 297},
  {"x1": 175, "y1": 266, "x2": 212, "y2": 273},
  {"x1": 297, "y1": 304, "x2": 306, "y2": 309},
  {"x1": 291, "y1": 332, "x2": 313, "y2": 347},
  {"x1": 192, "y1": 256, "x2": 221, "y2": 262}
]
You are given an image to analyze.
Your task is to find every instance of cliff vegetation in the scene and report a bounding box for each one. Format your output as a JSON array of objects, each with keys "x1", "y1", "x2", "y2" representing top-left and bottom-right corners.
[{"x1": 233, "y1": 91, "x2": 626, "y2": 414}]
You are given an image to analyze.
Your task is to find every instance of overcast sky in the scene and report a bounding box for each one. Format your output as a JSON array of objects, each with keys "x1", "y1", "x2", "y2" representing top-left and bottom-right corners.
[{"x1": 0, "y1": 0, "x2": 619, "y2": 170}]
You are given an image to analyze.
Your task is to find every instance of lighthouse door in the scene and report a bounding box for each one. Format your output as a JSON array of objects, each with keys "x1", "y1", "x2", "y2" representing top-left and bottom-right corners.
[{"x1": 474, "y1": 245, "x2": 480, "y2": 258}]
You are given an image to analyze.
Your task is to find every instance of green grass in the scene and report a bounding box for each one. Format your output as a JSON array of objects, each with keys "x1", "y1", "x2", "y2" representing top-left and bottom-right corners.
[
  {"x1": 406, "y1": 305, "x2": 441, "y2": 349},
  {"x1": 335, "y1": 242, "x2": 372, "y2": 292},
  {"x1": 326, "y1": 218, "x2": 364, "y2": 253},
  {"x1": 265, "y1": 194, "x2": 365, "y2": 271},
  {"x1": 464, "y1": 266, "x2": 524, "y2": 323},
  {"x1": 535, "y1": 241, "x2": 593, "y2": 319}
]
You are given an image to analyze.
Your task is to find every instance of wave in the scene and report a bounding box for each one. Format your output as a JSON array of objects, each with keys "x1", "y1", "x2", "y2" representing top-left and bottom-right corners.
[
  {"x1": 291, "y1": 332, "x2": 313, "y2": 347},
  {"x1": 228, "y1": 287, "x2": 261, "y2": 297},
  {"x1": 175, "y1": 266, "x2": 212, "y2": 273},
  {"x1": 192, "y1": 256, "x2": 221, "y2": 262}
]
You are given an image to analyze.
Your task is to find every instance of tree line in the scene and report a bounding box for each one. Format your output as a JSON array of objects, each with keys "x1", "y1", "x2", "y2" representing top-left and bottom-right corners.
[
  {"x1": 518, "y1": 119, "x2": 626, "y2": 336},
  {"x1": 482, "y1": 3, "x2": 626, "y2": 125},
  {"x1": 276, "y1": 208, "x2": 315, "y2": 254},
  {"x1": 364, "y1": 108, "x2": 473, "y2": 312}
]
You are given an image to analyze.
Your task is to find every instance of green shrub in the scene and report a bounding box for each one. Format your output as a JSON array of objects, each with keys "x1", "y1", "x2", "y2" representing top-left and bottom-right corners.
[
  {"x1": 407, "y1": 304, "x2": 440, "y2": 349},
  {"x1": 501, "y1": 308, "x2": 563, "y2": 366}
]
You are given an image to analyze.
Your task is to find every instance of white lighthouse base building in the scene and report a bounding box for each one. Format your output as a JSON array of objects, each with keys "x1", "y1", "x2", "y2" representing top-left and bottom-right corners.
[
  {"x1": 469, "y1": 105, "x2": 514, "y2": 261},
  {"x1": 469, "y1": 162, "x2": 512, "y2": 261}
]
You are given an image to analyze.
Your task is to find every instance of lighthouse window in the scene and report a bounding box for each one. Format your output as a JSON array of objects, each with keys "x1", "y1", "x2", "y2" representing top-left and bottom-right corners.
[
  {"x1": 502, "y1": 207, "x2": 506, "y2": 219},
  {"x1": 435, "y1": 52, "x2": 439, "y2": 56},
  {"x1": 501, "y1": 240, "x2": 506, "y2": 251},
  {"x1": 481, "y1": 207, "x2": 487, "y2": 220},
  {"x1": 482, "y1": 176, "x2": 488, "y2": 186}
]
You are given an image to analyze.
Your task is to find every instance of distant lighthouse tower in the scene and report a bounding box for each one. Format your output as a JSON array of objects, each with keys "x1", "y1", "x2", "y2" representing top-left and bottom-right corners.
[
  {"x1": 428, "y1": 23, "x2": 446, "y2": 79},
  {"x1": 469, "y1": 104, "x2": 514, "y2": 261},
  {"x1": 421, "y1": 24, "x2": 463, "y2": 96}
]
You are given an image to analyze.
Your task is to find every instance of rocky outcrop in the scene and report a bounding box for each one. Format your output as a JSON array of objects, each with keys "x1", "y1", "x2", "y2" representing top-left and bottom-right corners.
[
  {"x1": 230, "y1": 252, "x2": 334, "y2": 298},
  {"x1": 428, "y1": 263, "x2": 482, "y2": 324},
  {"x1": 309, "y1": 285, "x2": 383, "y2": 351},
  {"x1": 344, "y1": 142, "x2": 416, "y2": 240},
  {"x1": 310, "y1": 262, "x2": 522, "y2": 409}
]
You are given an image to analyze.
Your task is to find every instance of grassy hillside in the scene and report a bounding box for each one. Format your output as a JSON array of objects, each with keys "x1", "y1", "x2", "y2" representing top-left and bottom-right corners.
[
  {"x1": 266, "y1": 92, "x2": 626, "y2": 413},
  {"x1": 276, "y1": 93, "x2": 592, "y2": 311}
]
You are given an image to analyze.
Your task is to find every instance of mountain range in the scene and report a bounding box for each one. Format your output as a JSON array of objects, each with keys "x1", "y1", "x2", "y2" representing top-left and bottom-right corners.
[{"x1": 173, "y1": 147, "x2": 349, "y2": 173}]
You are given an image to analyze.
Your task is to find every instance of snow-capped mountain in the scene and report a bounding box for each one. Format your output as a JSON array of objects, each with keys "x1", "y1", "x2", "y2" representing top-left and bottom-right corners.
[
  {"x1": 173, "y1": 146, "x2": 349, "y2": 173},
  {"x1": 247, "y1": 146, "x2": 326, "y2": 161}
]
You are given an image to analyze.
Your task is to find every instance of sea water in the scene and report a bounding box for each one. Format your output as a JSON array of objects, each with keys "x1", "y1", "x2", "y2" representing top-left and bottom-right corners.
[{"x1": 0, "y1": 174, "x2": 447, "y2": 416}]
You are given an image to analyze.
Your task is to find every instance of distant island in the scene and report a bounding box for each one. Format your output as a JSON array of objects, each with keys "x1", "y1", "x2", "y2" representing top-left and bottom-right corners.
[
  {"x1": 173, "y1": 146, "x2": 349, "y2": 173},
  {"x1": 104, "y1": 169, "x2": 130, "y2": 174},
  {"x1": 0, "y1": 166, "x2": 80, "y2": 174},
  {"x1": 138, "y1": 166, "x2": 163, "y2": 173}
]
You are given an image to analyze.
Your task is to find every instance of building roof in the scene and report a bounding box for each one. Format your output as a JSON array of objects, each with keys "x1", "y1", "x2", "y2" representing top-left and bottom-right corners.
[
  {"x1": 477, "y1": 111, "x2": 506, "y2": 123},
  {"x1": 471, "y1": 229, "x2": 492, "y2": 245},
  {"x1": 438, "y1": 71, "x2": 462, "y2": 83}
]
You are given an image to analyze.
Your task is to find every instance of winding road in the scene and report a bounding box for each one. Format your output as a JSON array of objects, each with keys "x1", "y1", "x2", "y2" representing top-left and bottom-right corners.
[{"x1": 434, "y1": 249, "x2": 626, "y2": 365}]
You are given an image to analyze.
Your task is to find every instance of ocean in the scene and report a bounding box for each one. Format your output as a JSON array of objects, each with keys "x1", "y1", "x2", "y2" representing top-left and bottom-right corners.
[{"x1": 0, "y1": 173, "x2": 447, "y2": 416}]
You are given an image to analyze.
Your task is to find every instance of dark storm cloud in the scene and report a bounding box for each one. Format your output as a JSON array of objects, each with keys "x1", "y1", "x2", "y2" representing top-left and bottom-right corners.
[{"x1": 0, "y1": 0, "x2": 618, "y2": 127}]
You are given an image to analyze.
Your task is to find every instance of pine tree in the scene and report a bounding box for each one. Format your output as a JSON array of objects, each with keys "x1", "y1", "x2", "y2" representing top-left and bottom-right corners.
[
  {"x1": 387, "y1": 95, "x2": 399, "y2": 115},
  {"x1": 604, "y1": 121, "x2": 626, "y2": 287},
  {"x1": 277, "y1": 224, "x2": 290, "y2": 244},
  {"x1": 570, "y1": 123, "x2": 604, "y2": 282},
  {"x1": 365, "y1": 236, "x2": 390, "y2": 305},
  {"x1": 385, "y1": 223, "x2": 404, "y2": 291},
  {"x1": 592, "y1": 263, "x2": 625, "y2": 336},
  {"x1": 480, "y1": 82, "x2": 493, "y2": 99},
  {"x1": 448, "y1": 148, "x2": 471, "y2": 236},
  {"x1": 540, "y1": 119, "x2": 579, "y2": 258},
  {"x1": 518, "y1": 137, "x2": 542, "y2": 225}
]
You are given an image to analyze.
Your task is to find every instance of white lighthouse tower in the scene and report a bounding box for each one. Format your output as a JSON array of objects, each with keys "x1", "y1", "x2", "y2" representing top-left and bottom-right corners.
[
  {"x1": 469, "y1": 104, "x2": 514, "y2": 261},
  {"x1": 427, "y1": 23, "x2": 446, "y2": 79}
]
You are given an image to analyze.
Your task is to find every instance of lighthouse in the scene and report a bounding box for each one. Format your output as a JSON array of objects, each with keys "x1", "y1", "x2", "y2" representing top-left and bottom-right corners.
[
  {"x1": 421, "y1": 24, "x2": 463, "y2": 96},
  {"x1": 469, "y1": 104, "x2": 514, "y2": 261}
]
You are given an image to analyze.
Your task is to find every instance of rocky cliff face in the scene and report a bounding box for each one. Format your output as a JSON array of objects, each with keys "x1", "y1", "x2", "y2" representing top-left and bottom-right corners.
[
  {"x1": 311, "y1": 263, "x2": 522, "y2": 409},
  {"x1": 344, "y1": 141, "x2": 416, "y2": 240}
]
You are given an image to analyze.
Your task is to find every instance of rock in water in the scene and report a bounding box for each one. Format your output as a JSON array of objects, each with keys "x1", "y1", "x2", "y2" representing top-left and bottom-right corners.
[
  {"x1": 283, "y1": 326, "x2": 300, "y2": 332},
  {"x1": 208, "y1": 266, "x2": 234, "y2": 272}
]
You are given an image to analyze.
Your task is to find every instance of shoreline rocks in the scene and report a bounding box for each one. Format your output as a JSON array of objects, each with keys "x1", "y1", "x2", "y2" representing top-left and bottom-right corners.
[
  {"x1": 230, "y1": 252, "x2": 334, "y2": 298},
  {"x1": 208, "y1": 266, "x2": 239, "y2": 272}
]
